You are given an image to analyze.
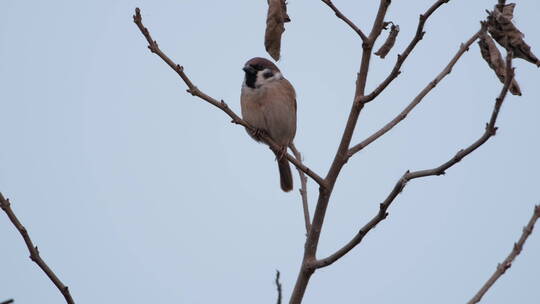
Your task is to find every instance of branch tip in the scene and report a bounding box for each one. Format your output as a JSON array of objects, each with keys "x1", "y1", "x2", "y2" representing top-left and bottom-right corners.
[
  {"x1": 468, "y1": 201, "x2": 539, "y2": 304},
  {"x1": 0, "y1": 194, "x2": 75, "y2": 304},
  {"x1": 275, "y1": 270, "x2": 283, "y2": 304}
]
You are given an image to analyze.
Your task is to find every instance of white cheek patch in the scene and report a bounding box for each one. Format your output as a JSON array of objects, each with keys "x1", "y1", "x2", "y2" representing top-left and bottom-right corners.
[{"x1": 255, "y1": 69, "x2": 282, "y2": 88}]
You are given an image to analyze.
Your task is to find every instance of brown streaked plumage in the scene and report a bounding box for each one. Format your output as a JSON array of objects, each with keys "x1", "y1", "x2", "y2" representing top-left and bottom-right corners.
[{"x1": 241, "y1": 57, "x2": 297, "y2": 192}]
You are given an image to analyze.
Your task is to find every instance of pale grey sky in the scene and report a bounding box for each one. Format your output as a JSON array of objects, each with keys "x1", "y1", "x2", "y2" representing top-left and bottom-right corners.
[{"x1": 1, "y1": 1, "x2": 539, "y2": 303}]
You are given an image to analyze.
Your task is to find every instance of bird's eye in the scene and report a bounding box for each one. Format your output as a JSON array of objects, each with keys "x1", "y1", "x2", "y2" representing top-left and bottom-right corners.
[{"x1": 263, "y1": 71, "x2": 274, "y2": 79}]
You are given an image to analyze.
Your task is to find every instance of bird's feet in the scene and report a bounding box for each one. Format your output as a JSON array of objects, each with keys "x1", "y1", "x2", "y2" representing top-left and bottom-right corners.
[{"x1": 249, "y1": 128, "x2": 267, "y2": 142}]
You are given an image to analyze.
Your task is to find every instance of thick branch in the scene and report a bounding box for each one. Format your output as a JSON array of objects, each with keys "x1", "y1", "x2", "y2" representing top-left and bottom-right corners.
[
  {"x1": 363, "y1": 0, "x2": 451, "y2": 103},
  {"x1": 290, "y1": 143, "x2": 311, "y2": 234},
  {"x1": 368, "y1": 0, "x2": 392, "y2": 43},
  {"x1": 289, "y1": 2, "x2": 395, "y2": 303},
  {"x1": 321, "y1": 0, "x2": 368, "y2": 41},
  {"x1": 467, "y1": 204, "x2": 540, "y2": 304},
  {"x1": 0, "y1": 193, "x2": 75, "y2": 304},
  {"x1": 349, "y1": 29, "x2": 481, "y2": 157},
  {"x1": 133, "y1": 8, "x2": 326, "y2": 187},
  {"x1": 315, "y1": 53, "x2": 515, "y2": 268},
  {"x1": 1, "y1": 300, "x2": 14, "y2": 304}
]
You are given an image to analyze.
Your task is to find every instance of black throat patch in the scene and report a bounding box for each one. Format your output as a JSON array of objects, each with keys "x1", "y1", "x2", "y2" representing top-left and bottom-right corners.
[{"x1": 244, "y1": 71, "x2": 257, "y2": 89}]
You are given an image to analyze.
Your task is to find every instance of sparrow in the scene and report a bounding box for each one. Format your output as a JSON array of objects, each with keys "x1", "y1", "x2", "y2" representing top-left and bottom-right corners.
[{"x1": 241, "y1": 57, "x2": 297, "y2": 192}]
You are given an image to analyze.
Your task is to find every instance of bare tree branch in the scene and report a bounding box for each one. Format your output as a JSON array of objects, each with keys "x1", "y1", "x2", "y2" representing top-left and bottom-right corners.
[
  {"x1": 132, "y1": 8, "x2": 326, "y2": 188},
  {"x1": 1, "y1": 299, "x2": 14, "y2": 304},
  {"x1": 289, "y1": 2, "x2": 398, "y2": 303},
  {"x1": 467, "y1": 204, "x2": 540, "y2": 304},
  {"x1": 368, "y1": 0, "x2": 392, "y2": 42},
  {"x1": 0, "y1": 193, "x2": 75, "y2": 304},
  {"x1": 349, "y1": 29, "x2": 481, "y2": 157},
  {"x1": 133, "y1": 3, "x2": 536, "y2": 304},
  {"x1": 275, "y1": 270, "x2": 283, "y2": 304},
  {"x1": 363, "y1": 0, "x2": 451, "y2": 103},
  {"x1": 289, "y1": 2, "x2": 396, "y2": 303},
  {"x1": 321, "y1": 0, "x2": 368, "y2": 42},
  {"x1": 290, "y1": 143, "x2": 311, "y2": 234},
  {"x1": 315, "y1": 53, "x2": 515, "y2": 269}
]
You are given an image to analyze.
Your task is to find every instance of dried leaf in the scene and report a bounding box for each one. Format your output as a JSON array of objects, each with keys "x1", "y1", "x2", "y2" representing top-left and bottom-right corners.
[
  {"x1": 375, "y1": 24, "x2": 399, "y2": 59},
  {"x1": 478, "y1": 28, "x2": 521, "y2": 96},
  {"x1": 281, "y1": 0, "x2": 291, "y2": 23},
  {"x1": 486, "y1": 3, "x2": 540, "y2": 66},
  {"x1": 265, "y1": 0, "x2": 288, "y2": 61}
]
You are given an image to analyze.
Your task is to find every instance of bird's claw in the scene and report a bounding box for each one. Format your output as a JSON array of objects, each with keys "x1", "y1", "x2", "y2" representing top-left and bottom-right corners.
[{"x1": 250, "y1": 128, "x2": 267, "y2": 141}]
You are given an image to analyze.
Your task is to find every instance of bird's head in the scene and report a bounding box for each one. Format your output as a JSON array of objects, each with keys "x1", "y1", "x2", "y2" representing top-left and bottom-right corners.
[{"x1": 242, "y1": 57, "x2": 283, "y2": 89}]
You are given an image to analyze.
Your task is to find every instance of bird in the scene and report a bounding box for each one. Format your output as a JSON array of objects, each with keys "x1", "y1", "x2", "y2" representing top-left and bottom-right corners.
[{"x1": 240, "y1": 57, "x2": 297, "y2": 192}]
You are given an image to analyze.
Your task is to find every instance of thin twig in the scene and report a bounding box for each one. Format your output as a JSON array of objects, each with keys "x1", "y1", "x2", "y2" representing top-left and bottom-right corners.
[
  {"x1": 275, "y1": 270, "x2": 283, "y2": 304},
  {"x1": 320, "y1": 0, "x2": 368, "y2": 42},
  {"x1": 1, "y1": 299, "x2": 14, "y2": 304},
  {"x1": 349, "y1": 29, "x2": 481, "y2": 157},
  {"x1": 362, "y1": 0, "x2": 451, "y2": 103},
  {"x1": 315, "y1": 53, "x2": 515, "y2": 269},
  {"x1": 0, "y1": 193, "x2": 75, "y2": 304},
  {"x1": 289, "y1": 143, "x2": 311, "y2": 234},
  {"x1": 132, "y1": 8, "x2": 326, "y2": 188},
  {"x1": 467, "y1": 204, "x2": 540, "y2": 304}
]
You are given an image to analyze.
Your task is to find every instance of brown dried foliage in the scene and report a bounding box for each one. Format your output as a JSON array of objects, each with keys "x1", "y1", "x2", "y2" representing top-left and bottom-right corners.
[
  {"x1": 478, "y1": 26, "x2": 521, "y2": 95},
  {"x1": 486, "y1": 3, "x2": 540, "y2": 66},
  {"x1": 281, "y1": 0, "x2": 290, "y2": 23},
  {"x1": 265, "y1": 0, "x2": 289, "y2": 61},
  {"x1": 375, "y1": 23, "x2": 400, "y2": 59}
]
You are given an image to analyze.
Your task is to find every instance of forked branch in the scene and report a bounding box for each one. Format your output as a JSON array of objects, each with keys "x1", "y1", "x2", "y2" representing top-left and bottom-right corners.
[
  {"x1": 362, "y1": 0, "x2": 451, "y2": 103},
  {"x1": 132, "y1": 8, "x2": 326, "y2": 187},
  {"x1": 0, "y1": 193, "x2": 75, "y2": 304},
  {"x1": 315, "y1": 53, "x2": 515, "y2": 268},
  {"x1": 467, "y1": 204, "x2": 540, "y2": 304},
  {"x1": 288, "y1": 2, "x2": 396, "y2": 303},
  {"x1": 349, "y1": 29, "x2": 481, "y2": 157}
]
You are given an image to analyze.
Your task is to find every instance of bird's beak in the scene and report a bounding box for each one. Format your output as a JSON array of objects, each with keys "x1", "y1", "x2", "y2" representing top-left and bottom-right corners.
[{"x1": 243, "y1": 65, "x2": 256, "y2": 74}]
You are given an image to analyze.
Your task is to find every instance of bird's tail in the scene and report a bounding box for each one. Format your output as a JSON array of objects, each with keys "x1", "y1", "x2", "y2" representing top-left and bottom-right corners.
[{"x1": 277, "y1": 156, "x2": 293, "y2": 192}]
